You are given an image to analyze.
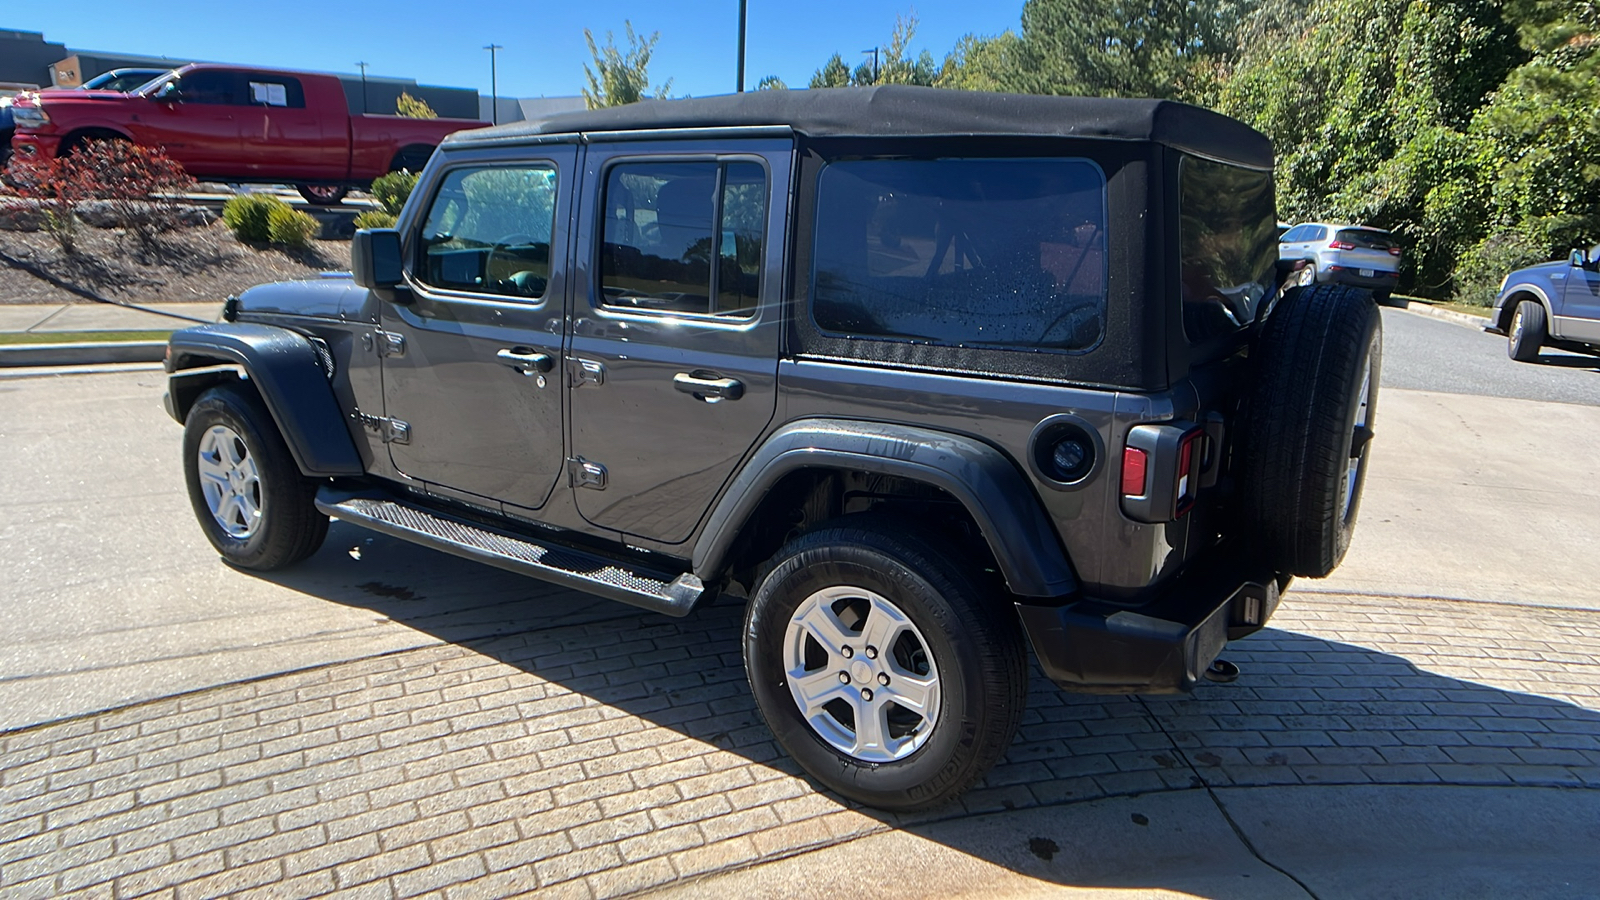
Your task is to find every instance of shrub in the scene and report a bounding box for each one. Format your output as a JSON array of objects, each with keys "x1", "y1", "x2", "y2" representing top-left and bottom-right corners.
[
  {"x1": 5, "y1": 148, "x2": 104, "y2": 254},
  {"x1": 396, "y1": 91, "x2": 437, "y2": 118},
  {"x1": 353, "y1": 209, "x2": 398, "y2": 230},
  {"x1": 73, "y1": 140, "x2": 195, "y2": 249},
  {"x1": 266, "y1": 204, "x2": 320, "y2": 248},
  {"x1": 370, "y1": 170, "x2": 418, "y2": 215},
  {"x1": 222, "y1": 193, "x2": 285, "y2": 243}
]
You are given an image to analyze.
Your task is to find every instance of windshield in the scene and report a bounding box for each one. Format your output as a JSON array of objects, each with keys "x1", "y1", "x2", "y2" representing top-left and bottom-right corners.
[
  {"x1": 82, "y1": 70, "x2": 169, "y2": 92},
  {"x1": 1335, "y1": 228, "x2": 1397, "y2": 251}
]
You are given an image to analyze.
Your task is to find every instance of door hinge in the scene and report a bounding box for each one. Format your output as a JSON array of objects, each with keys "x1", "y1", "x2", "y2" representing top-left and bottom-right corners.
[
  {"x1": 355, "y1": 411, "x2": 411, "y2": 444},
  {"x1": 567, "y1": 457, "x2": 607, "y2": 490},
  {"x1": 567, "y1": 357, "x2": 606, "y2": 388},
  {"x1": 375, "y1": 331, "x2": 406, "y2": 358}
]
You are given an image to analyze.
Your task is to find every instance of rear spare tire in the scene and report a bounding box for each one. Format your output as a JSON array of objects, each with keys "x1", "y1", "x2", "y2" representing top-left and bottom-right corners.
[{"x1": 1242, "y1": 284, "x2": 1382, "y2": 578}]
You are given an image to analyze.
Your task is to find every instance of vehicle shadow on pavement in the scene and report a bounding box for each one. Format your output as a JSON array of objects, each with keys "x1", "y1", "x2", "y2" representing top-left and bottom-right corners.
[
  {"x1": 208, "y1": 525, "x2": 1600, "y2": 896},
  {"x1": 1531, "y1": 351, "x2": 1600, "y2": 372}
]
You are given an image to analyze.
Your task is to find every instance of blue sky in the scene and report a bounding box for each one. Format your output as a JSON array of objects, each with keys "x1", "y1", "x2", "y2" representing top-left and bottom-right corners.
[{"x1": 9, "y1": 1, "x2": 1025, "y2": 99}]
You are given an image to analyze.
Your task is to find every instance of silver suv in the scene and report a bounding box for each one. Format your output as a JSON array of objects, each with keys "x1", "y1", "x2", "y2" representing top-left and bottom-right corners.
[{"x1": 1279, "y1": 222, "x2": 1401, "y2": 303}]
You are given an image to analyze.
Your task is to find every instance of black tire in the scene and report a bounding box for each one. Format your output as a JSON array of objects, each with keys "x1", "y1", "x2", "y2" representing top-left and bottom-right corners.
[
  {"x1": 182, "y1": 384, "x2": 328, "y2": 570},
  {"x1": 1242, "y1": 284, "x2": 1382, "y2": 578},
  {"x1": 296, "y1": 184, "x2": 349, "y2": 206},
  {"x1": 1508, "y1": 299, "x2": 1547, "y2": 362},
  {"x1": 744, "y1": 518, "x2": 1027, "y2": 811}
]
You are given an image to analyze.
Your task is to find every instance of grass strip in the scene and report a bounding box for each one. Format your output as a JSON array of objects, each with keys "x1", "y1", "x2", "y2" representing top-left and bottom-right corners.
[{"x1": 0, "y1": 330, "x2": 176, "y2": 346}]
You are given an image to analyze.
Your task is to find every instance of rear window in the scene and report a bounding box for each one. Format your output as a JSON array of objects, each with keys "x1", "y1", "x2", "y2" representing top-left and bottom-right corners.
[
  {"x1": 1335, "y1": 228, "x2": 1396, "y2": 251},
  {"x1": 811, "y1": 158, "x2": 1106, "y2": 353},
  {"x1": 1179, "y1": 157, "x2": 1277, "y2": 342}
]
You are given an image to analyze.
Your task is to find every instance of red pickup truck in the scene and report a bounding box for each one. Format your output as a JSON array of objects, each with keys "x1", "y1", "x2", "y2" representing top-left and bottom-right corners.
[{"x1": 9, "y1": 63, "x2": 486, "y2": 204}]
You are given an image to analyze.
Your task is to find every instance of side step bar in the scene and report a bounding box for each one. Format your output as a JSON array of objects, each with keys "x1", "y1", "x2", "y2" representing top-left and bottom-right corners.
[{"x1": 315, "y1": 486, "x2": 705, "y2": 617}]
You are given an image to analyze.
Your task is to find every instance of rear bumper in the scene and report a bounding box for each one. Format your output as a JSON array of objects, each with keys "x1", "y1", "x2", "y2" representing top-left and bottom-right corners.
[
  {"x1": 1325, "y1": 267, "x2": 1399, "y2": 291},
  {"x1": 1017, "y1": 554, "x2": 1284, "y2": 694}
]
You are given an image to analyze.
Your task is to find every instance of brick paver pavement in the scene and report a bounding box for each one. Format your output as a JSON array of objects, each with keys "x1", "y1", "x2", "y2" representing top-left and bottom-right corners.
[{"x1": 3, "y1": 591, "x2": 1598, "y2": 899}]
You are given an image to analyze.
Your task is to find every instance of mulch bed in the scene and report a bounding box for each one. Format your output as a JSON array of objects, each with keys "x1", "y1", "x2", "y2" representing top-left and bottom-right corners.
[{"x1": 0, "y1": 222, "x2": 351, "y2": 306}]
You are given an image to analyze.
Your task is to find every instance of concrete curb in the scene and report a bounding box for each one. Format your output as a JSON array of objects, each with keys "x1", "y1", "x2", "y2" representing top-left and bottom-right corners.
[
  {"x1": 0, "y1": 340, "x2": 166, "y2": 367},
  {"x1": 1398, "y1": 301, "x2": 1494, "y2": 330}
]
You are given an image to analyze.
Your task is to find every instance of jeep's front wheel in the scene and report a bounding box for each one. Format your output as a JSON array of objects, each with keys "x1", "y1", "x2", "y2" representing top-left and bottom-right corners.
[
  {"x1": 182, "y1": 385, "x2": 329, "y2": 570},
  {"x1": 744, "y1": 521, "x2": 1026, "y2": 811}
]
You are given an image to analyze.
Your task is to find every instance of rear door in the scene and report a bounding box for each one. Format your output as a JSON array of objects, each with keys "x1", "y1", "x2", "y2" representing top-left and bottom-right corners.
[
  {"x1": 379, "y1": 147, "x2": 575, "y2": 511},
  {"x1": 565, "y1": 139, "x2": 789, "y2": 545},
  {"x1": 237, "y1": 73, "x2": 339, "y2": 180}
]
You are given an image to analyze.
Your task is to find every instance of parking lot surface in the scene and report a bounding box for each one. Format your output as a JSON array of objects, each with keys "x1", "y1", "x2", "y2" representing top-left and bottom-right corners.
[{"x1": 3, "y1": 591, "x2": 1598, "y2": 898}]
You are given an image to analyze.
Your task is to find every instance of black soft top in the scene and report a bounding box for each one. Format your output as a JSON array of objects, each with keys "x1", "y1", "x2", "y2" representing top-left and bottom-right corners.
[{"x1": 446, "y1": 85, "x2": 1273, "y2": 169}]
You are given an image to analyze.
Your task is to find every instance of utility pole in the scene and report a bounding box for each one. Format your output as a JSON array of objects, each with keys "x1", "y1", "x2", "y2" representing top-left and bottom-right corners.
[
  {"x1": 355, "y1": 61, "x2": 369, "y2": 113},
  {"x1": 736, "y1": 0, "x2": 748, "y2": 93},
  {"x1": 861, "y1": 47, "x2": 879, "y2": 84},
  {"x1": 483, "y1": 44, "x2": 503, "y2": 124}
]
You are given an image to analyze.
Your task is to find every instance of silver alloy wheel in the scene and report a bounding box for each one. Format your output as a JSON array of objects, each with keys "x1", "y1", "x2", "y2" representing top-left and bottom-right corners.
[
  {"x1": 1511, "y1": 303, "x2": 1525, "y2": 346},
  {"x1": 196, "y1": 424, "x2": 262, "y2": 539},
  {"x1": 1296, "y1": 264, "x2": 1316, "y2": 287},
  {"x1": 783, "y1": 585, "x2": 941, "y2": 763},
  {"x1": 1343, "y1": 363, "x2": 1372, "y2": 521}
]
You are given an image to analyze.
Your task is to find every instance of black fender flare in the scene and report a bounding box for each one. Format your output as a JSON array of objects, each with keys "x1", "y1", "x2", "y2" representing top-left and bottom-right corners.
[
  {"x1": 165, "y1": 323, "x2": 363, "y2": 477},
  {"x1": 692, "y1": 419, "x2": 1079, "y2": 598}
]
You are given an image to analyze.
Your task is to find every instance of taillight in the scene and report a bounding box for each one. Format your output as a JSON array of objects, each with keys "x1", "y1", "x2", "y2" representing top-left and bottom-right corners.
[
  {"x1": 1121, "y1": 446, "x2": 1149, "y2": 498},
  {"x1": 1175, "y1": 428, "x2": 1204, "y2": 515},
  {"x1": 1329, "y1": 240, "x2": 1355, "y2": 250},
  {"x1": 1388, "y1": 247, "x2": 1402, "y2": 256}
]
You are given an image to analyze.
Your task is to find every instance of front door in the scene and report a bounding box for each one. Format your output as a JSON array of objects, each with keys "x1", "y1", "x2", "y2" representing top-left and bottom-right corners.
[
  {"x1": 137, "y1": 70, "x2": 244, "y2": 176},
  {"x1": 1561, "y1": 248, "x2": 1600, "y2": 344},
  {"x1": 566, "y1": 140, "x2": 789, "y2": 545},
  {"x1": 379, "y1": 149, "x2": 574, "y2": 511}
]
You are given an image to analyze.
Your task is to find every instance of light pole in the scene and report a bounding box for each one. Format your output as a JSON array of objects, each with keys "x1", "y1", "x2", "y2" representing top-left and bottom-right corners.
[
  {"x1": 483, "y1": 44, "x2": 502, "y2": 124},
  {"x1": 355, "y1": 61, "x2": 369, "y2": 113},
  {"x1": 861, "y1": 47, "x2": 879, "y2": 84},
  {"x1": 736, "y1": 0, "x2": 747, "y2": 93}
]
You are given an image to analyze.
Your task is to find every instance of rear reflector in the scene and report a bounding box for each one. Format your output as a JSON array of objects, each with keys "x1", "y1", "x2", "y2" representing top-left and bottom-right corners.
[
  {"x1": 1121, "y1": 446, "x2": 1149, "y2": 498},
  {"x1": 1175, "y1": 429, "x2": 1204, "y2": 514}
]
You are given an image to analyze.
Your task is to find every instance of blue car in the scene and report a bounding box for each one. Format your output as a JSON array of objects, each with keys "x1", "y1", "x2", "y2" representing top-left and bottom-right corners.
[{"x1": 1490, "y1": 246, "x2": 1600, "y2": 362}]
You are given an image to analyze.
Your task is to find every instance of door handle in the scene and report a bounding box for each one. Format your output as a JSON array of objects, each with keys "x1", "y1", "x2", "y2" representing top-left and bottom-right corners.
[
  {"x1": 673, "y1": 372, "x2": 744, "y2": 401},
  {"x1": 496, "y1": 347, "x2": 553, "y2": 375}
]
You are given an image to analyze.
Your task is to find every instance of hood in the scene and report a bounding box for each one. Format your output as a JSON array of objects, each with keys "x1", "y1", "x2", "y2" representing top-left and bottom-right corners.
[
  {"x1": 1510, "y1": 260, "x2": 1569, "y2": 280},
  {"x1": 236, "y1": 274, "x2": 362, "y2": 320}
]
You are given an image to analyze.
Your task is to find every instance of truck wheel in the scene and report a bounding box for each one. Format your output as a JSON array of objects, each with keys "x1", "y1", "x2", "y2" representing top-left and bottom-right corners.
[
  {"x1": 1242, "y1": 284, "x2": 1382, "y2": 578},
  {"x1": 744, "y1": 519, "x2": 1027, "y2": 811},
  {"x1": 297, "y1": 184, "x2": 348, "y2": 206},
  {"x1": 182, "y1": 384, "x2": 328, "y2": 571},
  {"x1": 1508, "y1": 300, "x2": 1546, "y2": 362}
]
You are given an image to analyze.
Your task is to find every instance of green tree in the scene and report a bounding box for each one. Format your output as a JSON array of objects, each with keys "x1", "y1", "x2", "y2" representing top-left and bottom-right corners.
[
  {"x1": 583, "y1": 21, "x2": 673, "y2": 109},
  {"x1": 395, "y1": 91, "x2": 437, "y2": 119},
  {"x1": 810, "y1": 54, "x2": 852, "y2": 88},
  {"x1": 755, "y1": 75, "x2": 788, "y2": 91},
  {"x1": 935, "y1": 32, "x2": 1029, "y2": 92},
  {"x1": 1015, "y1": 0, "x2": 1249, "y2": 99},
  {"x1": 810, "y1": 12, "x2": 938, "y2": 87}
]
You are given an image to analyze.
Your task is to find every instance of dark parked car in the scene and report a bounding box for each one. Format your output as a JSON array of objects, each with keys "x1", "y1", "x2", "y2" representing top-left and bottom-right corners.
[
  {"x1": 1489, "y1": 245, "x2": 1600, "y2": 361},
  {"x1": 162, "y1": 88, "x2": 1381, "y2": 810}
]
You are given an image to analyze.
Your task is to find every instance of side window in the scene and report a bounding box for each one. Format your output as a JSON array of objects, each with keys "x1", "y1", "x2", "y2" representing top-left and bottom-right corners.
[
  {"x1": 1308, "y1": 226, "x2": 1328, "y2": 242},
  {"x1": 812, "y1": 158, "x2": 1107, "y2": 352},
  {"x1": 599, "y1": 161, "x2": 767, "y2": 317},
  {"x1": 181, "y1": 71, "x2": 242, "y2": 105},
  {"x1": 246, "y1": 76, "x2": 305, "y2": 109},
  {"x1": 416, "y1": 165, "x2": 559, "y2": 299},
  {"x1": 1178, "y1": 156, "x2": 1276, "y2": 342},
  {"x1": 1281, "y1": 225, "x2": 1305, "y2": 243}
]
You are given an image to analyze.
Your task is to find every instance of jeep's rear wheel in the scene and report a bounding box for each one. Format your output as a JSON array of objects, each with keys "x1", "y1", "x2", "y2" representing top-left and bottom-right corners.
[
  {"x1": 744, "y1": 520, "x2": 1026, "y2": 811},
  {"x1": 1242, "y1": 284, "x2": 1382, "y2": 578},
  {"x1": 183, "y1": 385, "x2": 328, "y2": 570}
]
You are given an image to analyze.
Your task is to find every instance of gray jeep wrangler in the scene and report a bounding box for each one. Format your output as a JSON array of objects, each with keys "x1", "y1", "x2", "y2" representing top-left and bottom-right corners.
[{"x1": 164, "y1": 87, "x2": 1381, "y2": 811}]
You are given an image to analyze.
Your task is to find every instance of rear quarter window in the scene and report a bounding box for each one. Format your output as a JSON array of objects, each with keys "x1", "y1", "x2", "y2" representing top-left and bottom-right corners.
[
  {"x1": 811, "y1": 158, "x2": 1107, "y2": 353},
  {"x1": 1179, "y1": 157, "x2": 1277, "y2": 343}
]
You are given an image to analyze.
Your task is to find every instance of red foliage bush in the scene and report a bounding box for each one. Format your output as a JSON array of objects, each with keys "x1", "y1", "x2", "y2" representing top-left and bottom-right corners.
[{"x1": 4, "y1": 140, "x2": 195, "y2": 252}]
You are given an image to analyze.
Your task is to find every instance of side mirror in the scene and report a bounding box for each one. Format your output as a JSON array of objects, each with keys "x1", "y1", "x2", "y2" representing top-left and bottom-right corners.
[
  {"x1": 153, "y1": 82, "x2": 182, "y2": 103},
  {"x1": 352, "y1": 229, "x2": 404, "y2": 290},
  {"x1": 1570, "y1": 249, "x2": 1588, "y2": 269}
]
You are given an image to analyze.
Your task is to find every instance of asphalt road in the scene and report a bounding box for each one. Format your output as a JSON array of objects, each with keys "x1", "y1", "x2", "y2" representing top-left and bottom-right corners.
[{"x1": 1381, "y1": 306, "x2": 1600, "y2": 405}]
